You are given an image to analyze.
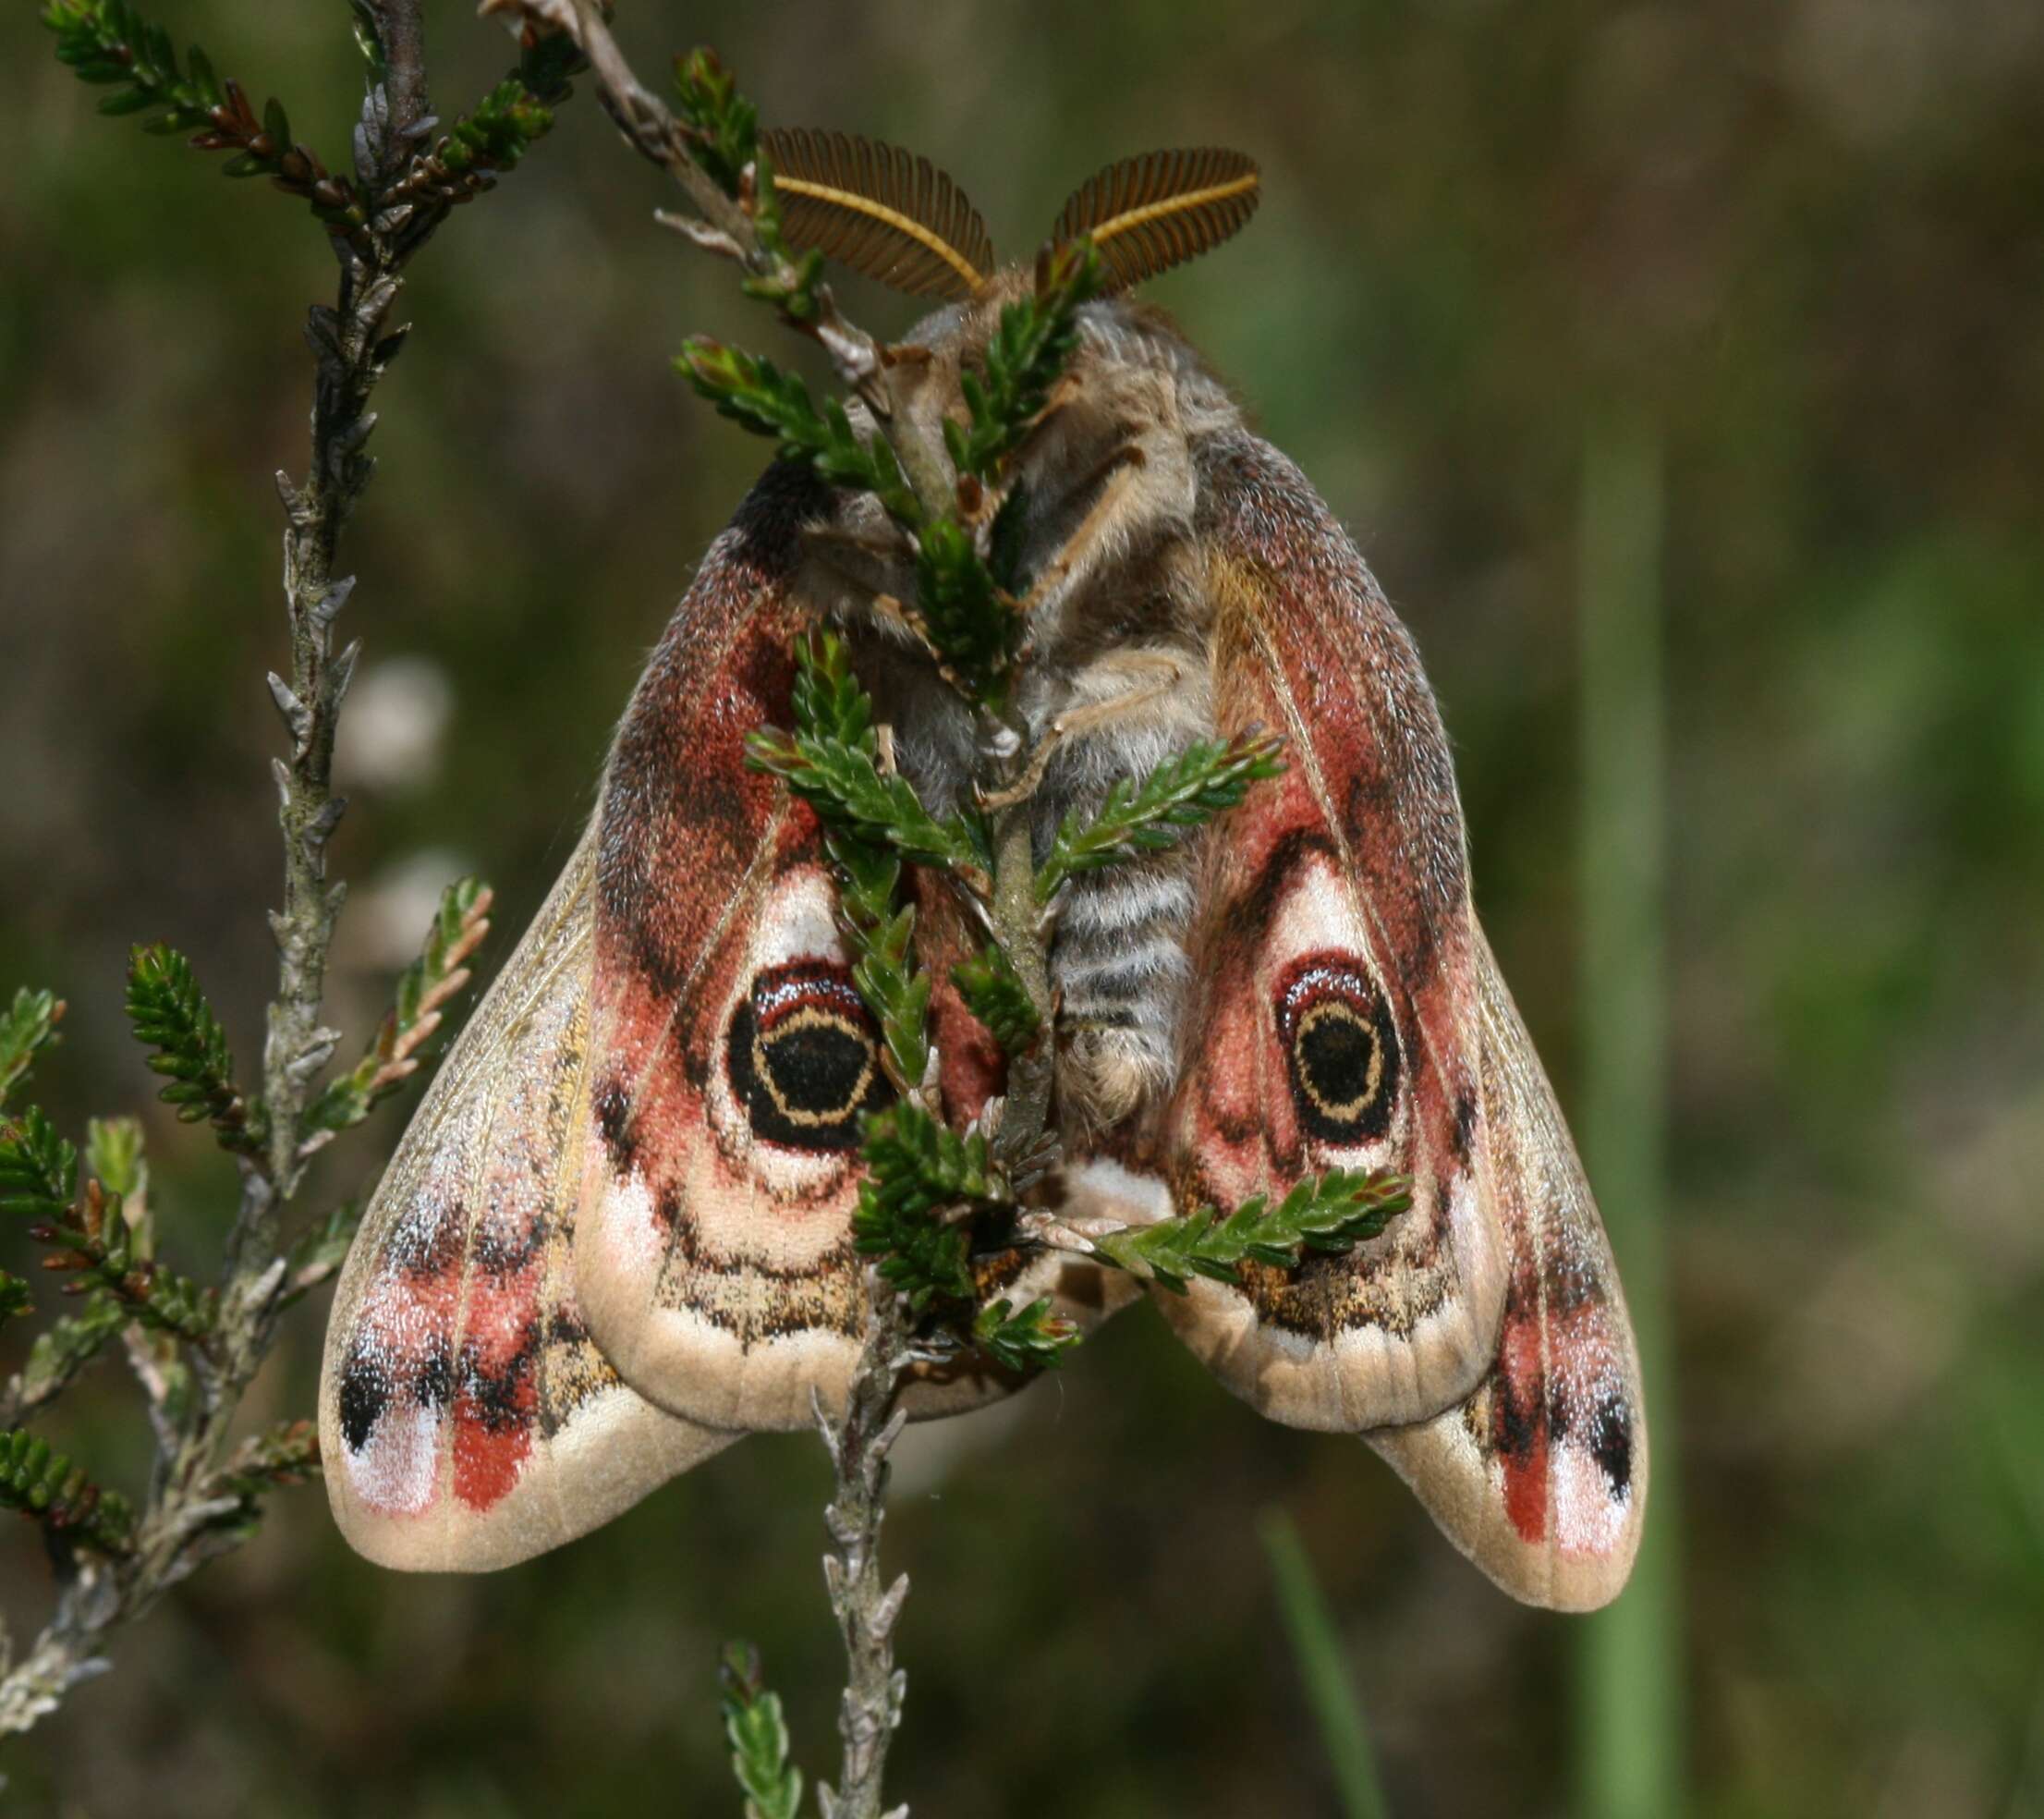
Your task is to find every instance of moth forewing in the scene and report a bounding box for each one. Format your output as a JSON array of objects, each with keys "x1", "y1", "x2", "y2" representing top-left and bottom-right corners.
[
  {"x1": 1135, "y1": 440, "x2": 1510, "y2": 1433},
  {"x1": 569, "y1": 467, "x2": 1134, "y2": 1434},
  {"x1": 571, "y1": 472, "x2": 874, "y2": 1433},
  {"x1": 319, "y1": 829, "x2": 737, "y2": 1572}
]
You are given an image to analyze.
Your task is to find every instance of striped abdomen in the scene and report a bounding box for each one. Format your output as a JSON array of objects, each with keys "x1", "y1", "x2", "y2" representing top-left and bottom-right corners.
[{"x1": 1051, "y1": 849, "x2": 1198, "y2": 1123}]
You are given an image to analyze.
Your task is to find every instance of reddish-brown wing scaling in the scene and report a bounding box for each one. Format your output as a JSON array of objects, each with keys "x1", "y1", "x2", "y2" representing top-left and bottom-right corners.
[
  {"x1": 575, "y1": 466, "x2": 1127, "y2": 1429},
  {"x1": 1150, "y1": 433, "x2": 1508, "y2": 1431},
  {"x1": 320, "y1": 830, "x2": 735, "y2": 1572},
  {"x1": 575, "y1": 465, "x2": 873, "y2": 1431},
  {"x1": 1368, "y1": 929, "x2": 1647, "y2": 1610}
]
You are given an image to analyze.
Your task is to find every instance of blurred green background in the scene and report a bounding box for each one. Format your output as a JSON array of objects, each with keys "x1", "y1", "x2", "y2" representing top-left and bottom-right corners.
[{"x1": 4, "y1": 1, "x2": 2043, "y2": 1813}]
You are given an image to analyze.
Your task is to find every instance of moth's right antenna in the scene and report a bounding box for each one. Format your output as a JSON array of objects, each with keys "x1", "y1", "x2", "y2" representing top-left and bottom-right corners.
[{"x1": 1051, "y1": 148, "x2": 1261, "y2": 291}]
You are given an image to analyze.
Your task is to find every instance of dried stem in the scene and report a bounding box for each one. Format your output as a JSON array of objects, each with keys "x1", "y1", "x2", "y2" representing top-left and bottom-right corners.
[
  {"x1": 815, "y1": 1287, "x2": 916, "y2": 1819},
  {"x1": 369, "y1": 0, "x2": 431, "y2": 148}
]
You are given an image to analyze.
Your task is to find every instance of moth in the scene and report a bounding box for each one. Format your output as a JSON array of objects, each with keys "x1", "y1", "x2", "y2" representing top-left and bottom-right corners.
[{"x1": 321, "y1": 135, "x2": 1647, "y2": 1610}]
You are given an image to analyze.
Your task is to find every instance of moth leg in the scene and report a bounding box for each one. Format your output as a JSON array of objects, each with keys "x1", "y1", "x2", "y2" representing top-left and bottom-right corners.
[
  {"x1": 802, "y1": 518, "x2": 917, "y2": 578},
  {"x1": 980, "y1": 653, "x2": 1190, "y2": 812},
  {"x1": 1021, "y1": 445, "x2": 1155, "y2": 628}
]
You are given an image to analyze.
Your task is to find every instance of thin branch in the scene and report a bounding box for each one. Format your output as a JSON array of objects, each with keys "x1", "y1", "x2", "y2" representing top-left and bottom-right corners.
[
  {"x1": 493, "y1": 0, "x2": 955, "y2": 520},
  {"x1": 987, "y1": 803, "x2": 1055, "y2": 1170},
  {"x1": 813, "y1": 1288, "x2": 915, "y2": 1819},
  {"x1": 370, "y1": 0, "x2": 430, "y2": 143},
  {"x1": 249, "y1": 2, "x2": 432, "y2": 1251}
]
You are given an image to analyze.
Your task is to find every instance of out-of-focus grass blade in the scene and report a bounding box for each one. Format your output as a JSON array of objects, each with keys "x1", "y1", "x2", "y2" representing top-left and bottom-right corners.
[
  {"x1": 1259, "y1": 1508, "x2": 1391, "y2": 1819},
  {"x1": 1576, "y1": 414, "x2": 1685, "y2": 1818}
]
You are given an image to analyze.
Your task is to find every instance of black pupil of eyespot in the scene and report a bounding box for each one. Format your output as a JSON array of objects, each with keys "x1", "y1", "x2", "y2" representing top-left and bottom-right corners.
[
  {"x1": 1278, "y1": 958, "x2": 1398, "y2": 1145},
  {"x1": 726, "y1": 962, "x2": 889, "y2": 1153},
  {"x1": 1298, "y1": 1007, "x2": 1375, "y2": 1104},
  {"x1": 760, "y1": 1014, "x2": 872, "y2": 1117}
]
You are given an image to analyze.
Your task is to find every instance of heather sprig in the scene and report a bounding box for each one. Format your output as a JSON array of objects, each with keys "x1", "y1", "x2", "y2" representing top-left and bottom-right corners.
[{"x1": 4, "y1": 0, "x2": 539, "y2": 1744}]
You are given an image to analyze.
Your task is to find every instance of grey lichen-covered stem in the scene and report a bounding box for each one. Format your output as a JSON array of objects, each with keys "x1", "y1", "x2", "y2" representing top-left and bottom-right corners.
[
  {"x1": 816, "y1": 1290, "x2": 916, "y2": 1819},
  {"x1": 0, "y1": 1567, "x2": 116, "y2": 1735},
  {"x1": 251, "y1": 255, "x2": 400, "y2": 1232},
  {"x1": 248, "y1": 3, "x2": 433, "y2": 1253},
  {"x1": 0, "y1": 2, "x2": 440, "y2": 1739}
]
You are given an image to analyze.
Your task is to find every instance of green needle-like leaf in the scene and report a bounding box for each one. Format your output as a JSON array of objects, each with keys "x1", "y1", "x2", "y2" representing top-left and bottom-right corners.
[
  {"x1": 973, "y1": 1295, "x2": 1081, "y2": 1373},
  {"x1": 1037, "y1": 732, "x2": 1287, "y2": 904},
  {"x1": 748, "y1": 638, "x2": 990, "y2": 885},
  {"x1": 672, "y1": 46, "x2": 760, "y2": 198},
  {"x1": 280, "y1": 1200, "x2": 365, "y2": 1307},
  {"x1": 303, "y1": 877, "x2": 492, "y2": 1142},
  {"x1": 854, "y1": 1103, "x2": 1010, "y2": 1310},
  {"x1": 84, "y1": 1116, "x2": 146, "y2": 1202},
  {"x1": 0, "y1": 1424, "x2": 134, "y2": 1556},
  {"x1": 12, "y1": 1293, "x2": 128, "y2": 1418},
  {"x1": 0, "y1": 1272, "x2": 34, "y2": 1335},
  {"x1": 676, "y1": 341, "x2": 919, "y2": 522},
  {"x1": 125, "y1": 945, "x2": 263, "y2": 1157},
  {"x1": 0, "y1": 1105, "x2": 77, "y2": 1223},
  {"x1": 849, "y1": 901, "x2": 934, "y2": 1096},
  {"x1": 28, "y1": 1199, "x2": 218, "y2": 1344},
  {"x1": 1089, "y1": 1170, "x2": 1411, "y2": 1295},
  {"x1": 718, "y1": 1642, "x2": 804, "y2": 1819},
  {"x1": 915, "y1": 516, "x2": 1026, "y2": 708},
  {"x1": 42, "y1": 2, "x2": 369, "y2": 241},
  {"x1": 10, "y1": 1130, "x2": 215, "y2": 1345},
  {"x1": 435, "y1": 75, "x2": 563, "y2": 177},
  {"x1": 951, "y1": 944, "x2": 1041, "y2": 1056},
  {"x1": 0, "y1": 988, "x2": 64, "y2": 1111},
  {"x1": 201, "y1": 1419, "x2": 322, "y2": 1542},
  {"x1": 944, "y1": 239, "x2": 1104, "y2": 482},
  {"x1": 748, "y1": 726, "x2": 988, "y2": 881}
]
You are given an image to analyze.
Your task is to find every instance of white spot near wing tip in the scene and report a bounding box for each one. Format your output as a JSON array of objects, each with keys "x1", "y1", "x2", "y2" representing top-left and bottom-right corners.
[
  {"x1": 760, "y1": 871, "x2": 846, "y2": 967},
  {"x1": 1551, "y1": 1444, "x2": 1629, "y2": 1557},
  {"x1": 350, "y1": 1398, "x2": 441, "y2": 1517}
]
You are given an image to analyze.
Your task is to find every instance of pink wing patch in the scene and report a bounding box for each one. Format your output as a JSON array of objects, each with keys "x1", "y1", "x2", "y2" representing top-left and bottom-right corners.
[{"x1": 337, "y1": 1043, "x2": 554, "y2": 1520}]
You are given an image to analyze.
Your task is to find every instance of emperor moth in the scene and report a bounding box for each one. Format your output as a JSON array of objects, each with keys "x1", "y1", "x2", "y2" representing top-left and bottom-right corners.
[{"x1": 321, "y1": 138, "x2": 1646, "y2": 1611}]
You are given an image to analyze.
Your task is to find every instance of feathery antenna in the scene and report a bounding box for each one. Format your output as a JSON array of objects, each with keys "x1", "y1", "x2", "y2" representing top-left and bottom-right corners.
[
  {"x1": 1052, "y1": 148, "x2": 1260, "y2": 290},
  {"x1": 760, "y1": 128, "x2": 994, "y2": 301}
]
